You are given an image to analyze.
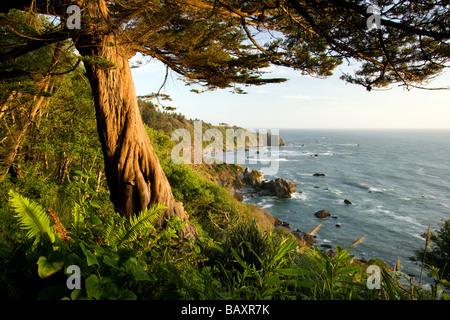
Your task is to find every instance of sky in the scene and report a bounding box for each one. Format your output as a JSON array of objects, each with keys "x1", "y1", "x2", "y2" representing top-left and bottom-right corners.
[{"x1": 130, "y1": 57, "x2": 450, "y2": 130}]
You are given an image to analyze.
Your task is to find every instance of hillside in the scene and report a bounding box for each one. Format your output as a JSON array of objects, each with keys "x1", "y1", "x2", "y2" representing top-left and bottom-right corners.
[
  {"x1": 139, "y1": 98, "x2": 284, "y2": 153},
  {"x1": 0, "y1": 93, "x2": 437, "y2": 301}
]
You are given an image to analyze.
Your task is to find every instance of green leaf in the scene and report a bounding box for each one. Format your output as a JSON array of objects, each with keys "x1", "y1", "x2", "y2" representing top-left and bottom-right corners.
[
  {"x1": 230, "y1": 247, "x2": 251, "y2": 272},
  {"x1": 79, "y1": 242, "x2": 99, "y2": 266},
  {"x1": 74, "y1": 170, "x2": 89, "y2": 179},
  {"x1": 37, "y1": 256, "x2": 64, "y2": 279},
  {"x1": 89, "y1": 200, "x2": 101, "y2": 209},
  {"x1": 102, "y1": 254, "x2": 119, "y2": 269},
  {"x1": 115, "y1": 204, "x2": 165, "y2": 247},
  {"x1": 85, "y1": 274, "x2": 103, "y2": 300},
  {"x1": 9, "y1": 189, "x2": 56, "y2": 243},
  {"x1": 336, "y1": 266, "x2": 361, "y2": 276},
  {"x1": 296, "y1": 280, "x2": 316, "y2": 289},
  {"x1": 278, "y1": 268, "x2": 315, "y2": 277},
  {"x1": 118, "y1": 290, "x2": 137, "y2": 300},
  {"x1": 124, "y1": 258, "x2": 151, "y2": 281},
  {"x1": 272, "y1": 240, "x2": 297, "y2": 263},
  {"x1": 265, "y1": 275, "x2": 282, "y2": 286},
  {"x1": 85, "y1": 276, "x2": 120, "y2": 300}
]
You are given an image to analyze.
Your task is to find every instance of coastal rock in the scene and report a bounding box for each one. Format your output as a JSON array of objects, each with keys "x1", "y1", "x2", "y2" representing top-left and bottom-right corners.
[
  {"x1": 240, "y1": 169, "x2": 297, "y2": 199},
  {"x1": 281, "y1": 221, "x2": 291, "y2": 228},
  {"x1": 314, "y1": 210, "x2": 330, "y2": 219},
  {"x1": 273, "y1": 178, "x2": 297, "y2": 198},
  {"x1": 292, "y1": 230, "x2": 316, "y2": 246},
  {"x1": 266, "y1": 133, "x2": 285, "y2": 147},
  {"x1": 343, "y1": 199, "x2": 352, "y2": 205},
  {"x1": 243, "y1": 167, "x2": 264, "y2": 187},
  {"x1": 232, "y1": 191, "x2": 244, "y2": 202},
  {"x1": 313, "y1": 173, "x2": 326, "y2": 177}
]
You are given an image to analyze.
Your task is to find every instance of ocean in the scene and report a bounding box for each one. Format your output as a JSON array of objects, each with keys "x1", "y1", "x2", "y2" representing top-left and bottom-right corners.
[{"x1": 233, "y1": 129, "x2": 450, "y2": 283}]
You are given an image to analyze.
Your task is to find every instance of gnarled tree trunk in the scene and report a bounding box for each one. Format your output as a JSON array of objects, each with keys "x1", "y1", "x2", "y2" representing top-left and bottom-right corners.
[{"x1": 76, "y1": 1, "x2": 198, "y2": 240}]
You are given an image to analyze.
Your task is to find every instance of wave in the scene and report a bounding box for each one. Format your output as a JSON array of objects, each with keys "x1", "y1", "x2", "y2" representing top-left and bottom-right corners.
[
  {"x1": 291, "y1": 192, "x2": 307, "y2": 201},
  {"x1": 366, "y1": 206, "x2": 426, "y2": 229},
  {"x1": 345, "y1": 181, "x2": 393, "y2": 194}
]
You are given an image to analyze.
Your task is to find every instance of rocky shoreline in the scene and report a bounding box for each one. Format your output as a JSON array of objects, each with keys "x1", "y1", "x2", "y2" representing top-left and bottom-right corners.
[
  {"x1": 229, "y1": 167, "x2": 369, "y2": 253},
  {"x1": 228, "y1": 166, "x2": 321, "y2": 247}
]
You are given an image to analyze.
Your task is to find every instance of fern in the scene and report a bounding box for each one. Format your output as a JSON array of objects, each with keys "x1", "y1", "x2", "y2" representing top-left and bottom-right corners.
[
  {"x1": 103, "y1": 204, "x2": 166, "y2": 247},
  {"x1": 8, "y1": 190, "x2": 56, "y2": 244}
]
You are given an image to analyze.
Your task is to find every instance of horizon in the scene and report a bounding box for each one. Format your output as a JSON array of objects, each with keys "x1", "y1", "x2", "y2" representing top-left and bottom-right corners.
[{"x1": 131, "y1": 57, "x2": 450, "y2": 131}]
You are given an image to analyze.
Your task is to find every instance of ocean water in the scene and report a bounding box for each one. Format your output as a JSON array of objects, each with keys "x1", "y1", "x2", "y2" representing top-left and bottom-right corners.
[{"x1": 235, "y1": 129, "x2": 450, "y2": 282}]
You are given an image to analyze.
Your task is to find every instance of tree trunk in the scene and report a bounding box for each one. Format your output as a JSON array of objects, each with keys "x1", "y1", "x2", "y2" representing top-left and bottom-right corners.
[
  {"x1": 0, "y1": 72, "x2": 52, "y2": 182},
  {"x1": 76, "y1": 1, "x2": 198, "y2": 240}
]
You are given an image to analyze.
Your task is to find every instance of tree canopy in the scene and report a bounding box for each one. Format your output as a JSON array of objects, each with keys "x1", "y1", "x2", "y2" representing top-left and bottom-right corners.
[{"x1": 1, "y1": 0, "x2": 449, "y2": 92}]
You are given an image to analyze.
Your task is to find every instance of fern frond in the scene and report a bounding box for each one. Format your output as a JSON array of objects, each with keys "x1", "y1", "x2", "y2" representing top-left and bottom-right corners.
[
  {"x1": 8, "y1": 190, "x2": 56, "y2": 244},
  {"x1": 116, "y1": 204, "x2": 166, "y2": 247},
  {"x1": 101, "y1": 214, "x2": 125, "y2": 246}
]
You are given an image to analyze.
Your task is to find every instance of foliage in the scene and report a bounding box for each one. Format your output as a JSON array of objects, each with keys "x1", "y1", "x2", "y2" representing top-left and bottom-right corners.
[
  {"x1": 1, "y1": 188, "x2": 218, "y2": 300},
  {"x1": 8, "y1": 190, "x2": 57, "y2": 245},
  {"x1": 416, "y1": 219, "x2": 450, "y2": 288}
]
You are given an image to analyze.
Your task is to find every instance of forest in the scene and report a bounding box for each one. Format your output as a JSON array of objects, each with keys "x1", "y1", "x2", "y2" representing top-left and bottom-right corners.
[{"x1": 0, "y1": 1, "x2": 449, "y2": 302}]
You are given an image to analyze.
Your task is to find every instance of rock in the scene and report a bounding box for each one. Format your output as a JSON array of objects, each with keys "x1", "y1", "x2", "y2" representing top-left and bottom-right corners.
[
  {"x1": 232, "y1": 191, "x2": 244, "y2": 202},
  {"x1": 273, "y1": 178, "x2": 296, "y2": 198},
  {"x1": 281, "y1": 221, "x2": 291, "y2": 228},
  {"x1": 243, "y1": 167, "x2": 264, "y2": 187},
  {"x1": 240, "y1": 168, "x2": 296, "y2": 199},
  {"x1": 331, "y1": 215, "x2": 338, "y2": 219},
  {"x1": 292, "y1": 230, "x2": 316, "y2": 246},
  {"x1": 313, "y1": 173, "x2": 326, "y2": 176},
  {"x1": 260, "y1": 179, "x2": 275, "y2": 190},
  {"x1": 343, "y1": 199, "x2": 352, "y2": 205},
  {"x1": 314, "y1": 210, "x2": 330, "y2": 219},
  {"x1": 320, "y1": 243, "x2": 333, "y2": 249},
  {"x1": 272, "y1": 217, "x2": 282, "y2": 227},
  {"x1": 335, "y1": 223, "x2": 341, "y2": 227},
  {"x1": 266, "y1": 133, "x2": 285, "y2": 147}
]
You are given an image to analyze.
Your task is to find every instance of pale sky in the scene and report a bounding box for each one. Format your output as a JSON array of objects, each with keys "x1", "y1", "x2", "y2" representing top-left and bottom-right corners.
[{"x1": 131, "y1": 57, "x2": 450, "y2": 130}]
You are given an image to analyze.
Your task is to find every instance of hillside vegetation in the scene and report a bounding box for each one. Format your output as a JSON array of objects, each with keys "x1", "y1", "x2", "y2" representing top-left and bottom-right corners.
[
  {"x1": 0, "y1": 37, "x2": 448, "y2": 298},
  {"x1": 1, "y1": 96, "x2": 448, "y2": 300}
]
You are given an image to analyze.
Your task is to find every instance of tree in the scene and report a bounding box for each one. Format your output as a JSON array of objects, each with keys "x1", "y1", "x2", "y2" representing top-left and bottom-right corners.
[
  {"x1": 1, "y1": 1, "x2": 448, "y2": 239},
  {"x1": 416, "y1": 219, "x2": 450, "y2": 284}
]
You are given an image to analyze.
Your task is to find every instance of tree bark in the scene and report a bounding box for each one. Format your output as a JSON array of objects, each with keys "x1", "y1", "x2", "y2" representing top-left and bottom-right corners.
[{"x1": 76, "y1": 1, "x2": 198, "y2": 240}]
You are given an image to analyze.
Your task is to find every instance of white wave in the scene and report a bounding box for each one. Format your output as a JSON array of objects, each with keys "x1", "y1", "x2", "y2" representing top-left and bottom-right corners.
[
  {"x1": 270, "y1": 158, "x2": 289, "y2": 162},
  {"x1": 291, "y1": 192, "x2": 307, "y2": 201},
  {"x1": 329, "y1": 188, "x2": 343, "y2": 195},
  {"x1": 380, "y1": 208, "x2": 426, "y2": 228},
  {"x1": 353, "y1": 182, "x2": 393, "y2": 194},
  {"x1": 412, "y1": 233, "x2": 425, "y2": 240}
]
